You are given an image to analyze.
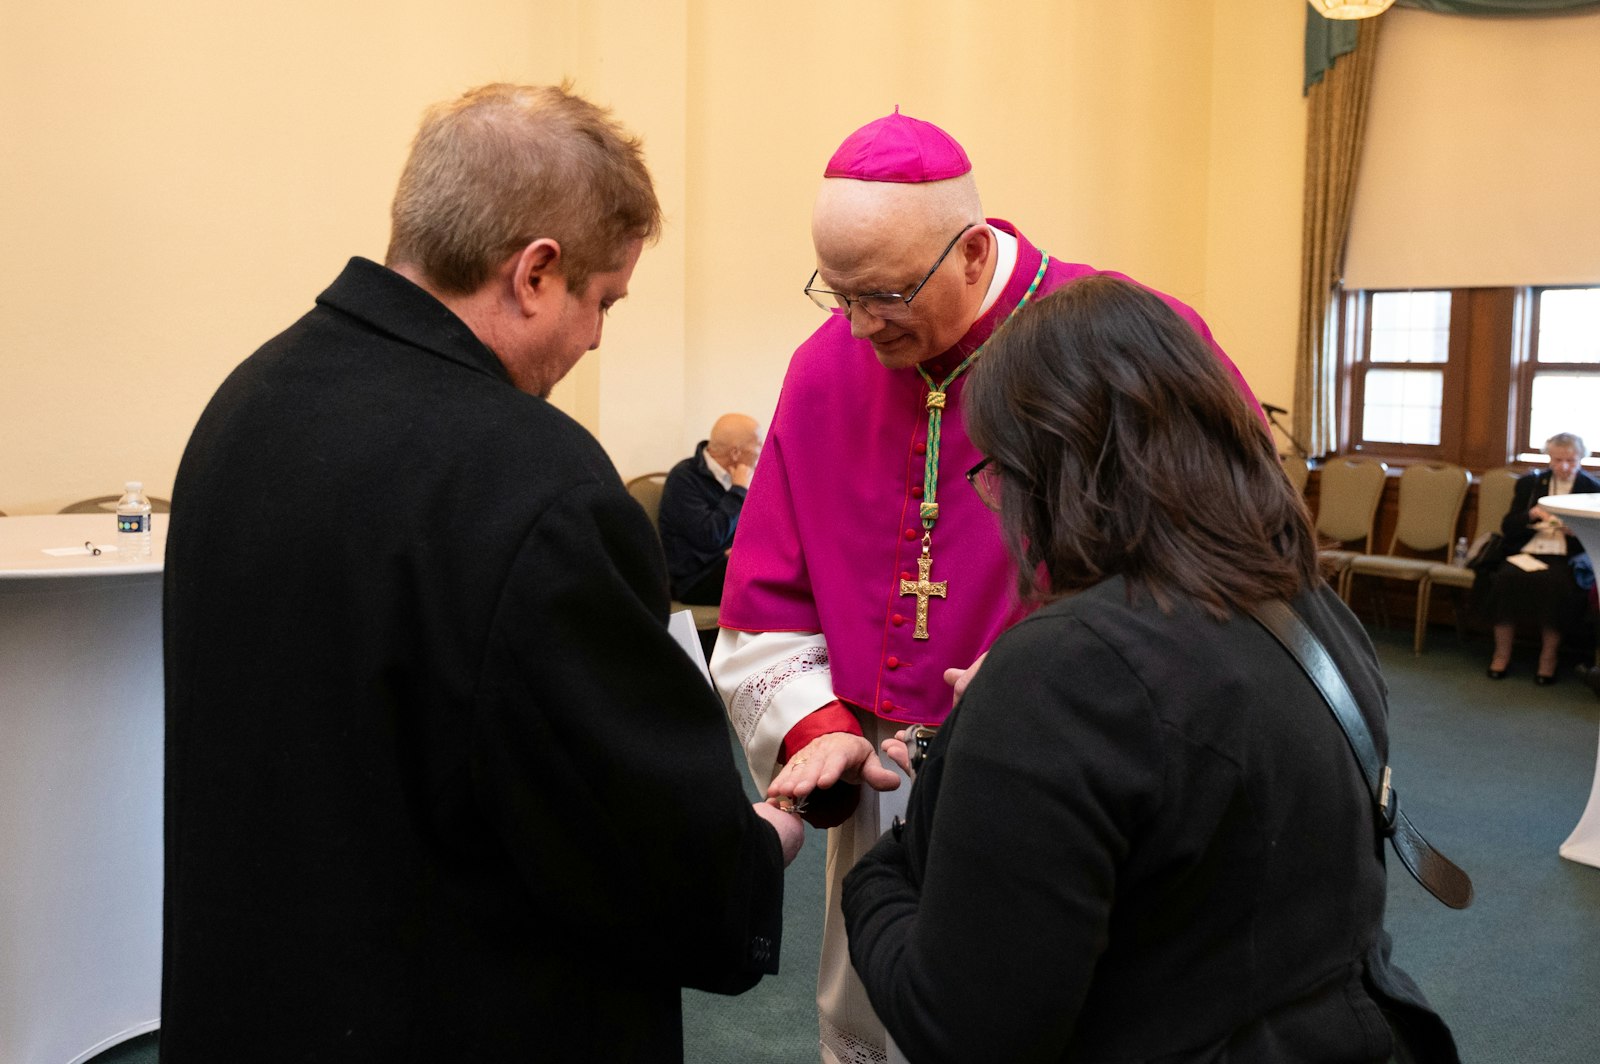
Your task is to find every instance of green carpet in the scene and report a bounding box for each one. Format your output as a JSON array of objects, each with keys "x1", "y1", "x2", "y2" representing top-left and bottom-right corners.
[{"x1": 90, "y1": 626, "x2": 1600, "y2": 1064}]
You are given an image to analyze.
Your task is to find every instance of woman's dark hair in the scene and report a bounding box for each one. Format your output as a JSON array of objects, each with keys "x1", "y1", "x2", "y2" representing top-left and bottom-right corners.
[{"x1": 964, "y1": 275, "x2": 1319, "y2": 618}]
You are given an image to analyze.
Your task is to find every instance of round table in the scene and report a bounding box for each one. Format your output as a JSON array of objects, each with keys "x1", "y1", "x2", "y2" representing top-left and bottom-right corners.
[
  {"x1": 1536, "y1": 494, "x2": 1600, "y2": 870},
  {"x1": 0, "y1": 514, "x2": 166, "y2": 1062}
]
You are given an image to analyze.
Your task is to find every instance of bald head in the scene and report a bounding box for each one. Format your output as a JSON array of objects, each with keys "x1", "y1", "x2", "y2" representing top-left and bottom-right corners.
[
  {"x1": 708, "y1": 414, "x2": 761, "y2": 460},
  {"x1": 809, "y1": 175, "x2": 995, "y2": 370},
  {"x1": 811, "y1": 175, "x2": 983, "y2": 272}
]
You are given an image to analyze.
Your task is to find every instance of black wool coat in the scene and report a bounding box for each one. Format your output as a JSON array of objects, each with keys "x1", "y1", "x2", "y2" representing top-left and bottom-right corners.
[
  {"x1": 162, "y1": 258, "x2": 783, "y2": 1063},
  {"x1": 843, "y1": 578, "x2": 1453, "y2": 1063},
  {"x1": 1499, "y1": 467, "x2": 1600, "y2": 554}
]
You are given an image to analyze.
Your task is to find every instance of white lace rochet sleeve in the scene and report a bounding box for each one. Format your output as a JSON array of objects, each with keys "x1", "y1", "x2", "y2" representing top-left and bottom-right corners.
[{"x1": 711, "y1": 629, "x2": 837, "y2": 791}]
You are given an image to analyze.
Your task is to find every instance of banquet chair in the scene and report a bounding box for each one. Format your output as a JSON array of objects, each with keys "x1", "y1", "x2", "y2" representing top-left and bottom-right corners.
[
  {"x1": 622, "y1": 473, "x2": 720, "y2": 634},
  {"x1": 1342, "y1": 462, "x2": 1471, "y2": 654},
  {"x1": 1281, "y1": 454, "x2": 1309, "y2": 496},
  {"x1": 59, "y1": 495, "x2": 172, "y2": 514},
  {"x1": 1314, "y1": 457, "x2": 1388, "y2": 591},
  {"x1": 1420, "y1": 465, "x2": 1522, "y2": 651}
]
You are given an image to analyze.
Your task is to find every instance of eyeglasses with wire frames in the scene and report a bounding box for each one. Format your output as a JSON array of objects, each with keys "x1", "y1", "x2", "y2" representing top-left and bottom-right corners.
[
  {"x1": 965, "y1": 456, "x2": 1003, "y2": 512},
  {"x1": 803, "y1": 223, "x2": 978, "y2": 321}
]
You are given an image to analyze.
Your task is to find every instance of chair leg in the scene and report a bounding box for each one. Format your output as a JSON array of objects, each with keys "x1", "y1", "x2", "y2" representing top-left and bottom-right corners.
[{"x1": 1414, "y1": 578, "x2": 1431, "y2": 655}]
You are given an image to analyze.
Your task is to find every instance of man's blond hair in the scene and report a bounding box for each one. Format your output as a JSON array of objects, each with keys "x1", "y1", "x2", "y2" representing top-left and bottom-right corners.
[{"x1": 386, "y1": 83, "x2": 661, "y2": 296}]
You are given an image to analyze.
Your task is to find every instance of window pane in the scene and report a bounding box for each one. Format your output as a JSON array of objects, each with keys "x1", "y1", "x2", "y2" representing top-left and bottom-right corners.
[
  {"x1": 1537, "y1": 288, "x2": 1600, "y2": 364},
  {"x1": 1527, "y1": 372, "x2": 1600, "y2": 453},
  {"x1": 1362, "y1": 368, "x2": 1443, "y2": 444},
  {"x1": 1370, "y1": 290, "x2": 1450, "y2": 364}
]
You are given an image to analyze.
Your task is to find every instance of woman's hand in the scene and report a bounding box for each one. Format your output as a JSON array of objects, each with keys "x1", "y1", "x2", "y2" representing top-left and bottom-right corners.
[{"x1": 942, "y1": 651, "x2": 988, "y2": 706}]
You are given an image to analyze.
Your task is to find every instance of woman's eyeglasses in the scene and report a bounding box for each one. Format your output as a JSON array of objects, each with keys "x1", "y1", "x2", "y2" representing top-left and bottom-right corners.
[{"x1": 965, "y1": 457, "x2": 1002, "y2": 512}]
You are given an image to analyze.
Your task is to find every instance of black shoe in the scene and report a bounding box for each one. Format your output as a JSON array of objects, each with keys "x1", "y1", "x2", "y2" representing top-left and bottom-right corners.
[
  {"x1": 1535, "y1": 672, "x2": 1557, "y2": 686},
  {"x1": 1487, "y1": 667, "x2": 1509, "y2": 680}
]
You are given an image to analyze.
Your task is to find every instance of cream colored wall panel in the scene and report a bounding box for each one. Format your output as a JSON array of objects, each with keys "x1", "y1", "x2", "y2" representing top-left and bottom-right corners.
[
  {"x1": 2, "y1": 0, "x2": 1312, "y2": 505},
  {"x1": 675, "y1": 0, "x2": 1232, "y2": 474},
  {"x1": 1345, "y1": 8, "x2": 1600, "y2": 290},
  {"x1": 1203, "y1": 0, "x2": 1308, "y2": 430},
  {"x1": 0, "y1": 1, "x2": 560, "y2": 513}
]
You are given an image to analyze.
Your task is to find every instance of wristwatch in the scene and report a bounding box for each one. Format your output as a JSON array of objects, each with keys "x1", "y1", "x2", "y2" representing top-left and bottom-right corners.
[{"x1": 908, "y1": 725, "x2": 939, "y2": 775}]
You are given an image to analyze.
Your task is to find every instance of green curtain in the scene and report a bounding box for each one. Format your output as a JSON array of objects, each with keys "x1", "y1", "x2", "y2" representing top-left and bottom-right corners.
[
  {"x1": 1295, "y1": 18, "x2": 1382, "y2": 457},
  {"x1": 1400, "y1": 0, "x2": 1600, "y2": 13},
  {"x1": 1304, "y1": 14, "x2": 1359, "y2": 93},
  {"x1": 1305, "y1": 0, "x2": 1600, "y2": 93}
]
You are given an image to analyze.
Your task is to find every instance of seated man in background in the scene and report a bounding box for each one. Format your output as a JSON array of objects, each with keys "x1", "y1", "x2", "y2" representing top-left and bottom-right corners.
[{"x1": 660, "y1": 412, "x2": 762, "y2": 605}]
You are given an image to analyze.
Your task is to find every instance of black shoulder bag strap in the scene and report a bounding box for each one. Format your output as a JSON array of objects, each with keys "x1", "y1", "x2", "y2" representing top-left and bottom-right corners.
[{"x1": 1249, "y1": 600, "x2": 1474, "y2": 910}]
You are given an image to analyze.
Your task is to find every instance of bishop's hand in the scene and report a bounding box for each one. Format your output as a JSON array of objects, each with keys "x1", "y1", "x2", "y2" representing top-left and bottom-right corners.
[{"x1": 767, "y1": 731, "x2": 900, "y2": 812}]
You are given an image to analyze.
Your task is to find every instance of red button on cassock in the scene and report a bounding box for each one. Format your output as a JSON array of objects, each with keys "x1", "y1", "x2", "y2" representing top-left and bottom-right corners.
[
  {"x1": 911, "y1": 485, "x2": 924, "y2": 498},
  {"x1": 886, "y1": 656, "x2": 899, "y2": 669},
  {"x1": 914, "y1": 442, "x2": 927, "y2": 456},
  {"x1": 892, "y1": 614, "x2": 905, "y2": 626},
  {"x1": 881, "y1": 699, "x2": 893, "y2": 711},
  {"x1": 903, "y1": 528, "x2": 917, "y2": 541}
]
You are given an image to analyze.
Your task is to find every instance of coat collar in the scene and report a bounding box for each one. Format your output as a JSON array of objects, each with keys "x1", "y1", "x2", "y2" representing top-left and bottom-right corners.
[{"x1": 316, "y1": 257, "x2": 512, "y2": 386}]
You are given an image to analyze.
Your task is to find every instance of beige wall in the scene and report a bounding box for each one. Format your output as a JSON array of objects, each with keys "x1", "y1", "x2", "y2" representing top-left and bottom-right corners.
[{"x1": 0, "y1": 0, "x2": 1307, "y2": 514}]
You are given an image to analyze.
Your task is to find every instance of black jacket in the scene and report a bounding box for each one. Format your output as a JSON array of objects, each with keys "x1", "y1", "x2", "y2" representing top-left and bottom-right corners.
[
  {"x1": 658, "y1": 440, "x2": 746, "y2": 600},
  {"x1": 843, "y1": 577, "x2": 1451, "y2": 1063},
  {"x1": 162, "y1": 258, "x2": 783, "y2": 1063},
  {"x1": 1500, "y1": 467, "x2": 1600, "y2": 555}
]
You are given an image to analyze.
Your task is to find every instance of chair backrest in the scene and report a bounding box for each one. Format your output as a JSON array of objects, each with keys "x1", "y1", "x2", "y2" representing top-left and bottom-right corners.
[
  {"x1": 623, "y1": 473, "x2": 668, "y2": 534},
  {"x1": 59, "y1": 494, "x2": 172, "y2": 514},
  {"x1": 1315, "y1": 458, "x2": 1389, "y2": 550},
  {"x1": 1281, "y1": 454, "x2": 1309, "y2": 495},
  {"x1": 1474, "y1": 465, "x2": 1521, "y2": 536},
  {"x1": 1387, "y1": 462, "x2": 1472, "y2": 556}
]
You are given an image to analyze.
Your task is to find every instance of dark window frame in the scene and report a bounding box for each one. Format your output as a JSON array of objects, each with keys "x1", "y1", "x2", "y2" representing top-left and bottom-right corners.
[
  {"x1": 1514, "y1": 285, "x2": 1600, "y2": 458},
  {"x1": 1339, "y1": 288, "x2": 1469, "y2": 464}
]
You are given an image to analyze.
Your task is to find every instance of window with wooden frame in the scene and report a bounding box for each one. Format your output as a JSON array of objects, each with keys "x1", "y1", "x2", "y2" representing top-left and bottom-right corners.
[
  {"x1": 1336, "y1": 286, "x2": 1600, "y2": 469},
  {"x1": 1342, "y1": 289, "x2": 1466, "y2": 462},
  {"x1": 1517, "y1": 286, "x2": 1600, "y2": 459}
]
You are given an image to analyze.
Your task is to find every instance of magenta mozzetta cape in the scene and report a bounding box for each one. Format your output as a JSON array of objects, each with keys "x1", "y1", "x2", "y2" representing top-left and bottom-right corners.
[{"x1": 720, "y1": 221, "x2": 1261, "y2": 728}]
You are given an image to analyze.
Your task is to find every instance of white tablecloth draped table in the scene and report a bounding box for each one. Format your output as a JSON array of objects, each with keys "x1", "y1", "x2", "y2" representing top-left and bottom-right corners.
[
  {"x1": 1535, "y1": 494, "x2": 1600, "y2": 869},
  {"x1": 0, "y1": 514, "x2": 166, "y2": 1062}
]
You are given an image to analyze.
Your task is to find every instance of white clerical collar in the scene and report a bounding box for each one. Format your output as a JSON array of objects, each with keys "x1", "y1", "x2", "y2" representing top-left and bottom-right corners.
[
  {"x1": 703, "y1": 449, "x2": 733, "y2": 491},
  {"x1": 976, "y1": 225, "x2": 1019, "y2": 318}
]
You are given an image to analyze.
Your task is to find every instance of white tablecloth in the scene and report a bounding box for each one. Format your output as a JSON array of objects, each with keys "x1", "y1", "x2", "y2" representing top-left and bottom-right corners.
[
  {"x1": 0, "y1": 514, "x2": 166, "y2": 1062},
  {"x1": 1534, "y1": 495, "x2": 1600, "y2": 870}
]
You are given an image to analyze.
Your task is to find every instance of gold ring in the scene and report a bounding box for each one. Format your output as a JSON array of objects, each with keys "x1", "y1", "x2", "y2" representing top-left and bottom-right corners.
[{"x1": 791, "y1": 755, "x2": 809, "y2": 767}]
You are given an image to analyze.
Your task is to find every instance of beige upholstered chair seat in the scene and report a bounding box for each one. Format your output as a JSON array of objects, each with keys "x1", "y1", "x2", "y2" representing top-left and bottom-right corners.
[
  {"x1": 1348, "y1": 555, "x2": 1436, "y2": 580},
  {"x1": 1344, "y1": 462, "x2": 1471, "y2": 654},
  {"x1": 1425, "y1": 562, "x2": 1476, "y2": 592},
  {"x1": 1414, "y1": 465, "x2": 1523, "y2": 651},
  {"x1": 1314, "y1": 458, "x2": 1389, "y2": 590}
]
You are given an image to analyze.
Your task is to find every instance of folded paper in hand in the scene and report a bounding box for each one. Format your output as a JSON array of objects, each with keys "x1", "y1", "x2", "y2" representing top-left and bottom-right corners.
[{"x1": 1506, "y1": 552, "x2": 1549, "y2": 573}]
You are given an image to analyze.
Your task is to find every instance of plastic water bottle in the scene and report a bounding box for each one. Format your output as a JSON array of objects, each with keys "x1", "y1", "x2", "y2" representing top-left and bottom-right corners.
[
  {"x1": 1453, "y1": 536, "x2": 1469, "y2": 567},
  {"x1": 116, "y1": 481, "x2": 153, "y2": 559}
]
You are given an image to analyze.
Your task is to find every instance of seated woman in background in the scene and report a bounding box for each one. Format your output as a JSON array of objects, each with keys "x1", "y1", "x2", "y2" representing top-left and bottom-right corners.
[
  {"x1": 840, "y1": 276, "x2": 1456, "y2": 1063},
  {"x1": 1485, "y1": 432, "x2": 1600, "y2": 685}
]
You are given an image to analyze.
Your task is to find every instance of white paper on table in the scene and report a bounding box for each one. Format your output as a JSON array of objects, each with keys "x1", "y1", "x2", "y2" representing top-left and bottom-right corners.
[
  {"x1": 42, "y1": 544, "x2": 118, "y2": 557},
  {"x1": 667, "y1": 609, "x2": 713, "y2": 687},
  {"x1": 1506, "y1": 552, "x2": 1550, "y2": 572}
]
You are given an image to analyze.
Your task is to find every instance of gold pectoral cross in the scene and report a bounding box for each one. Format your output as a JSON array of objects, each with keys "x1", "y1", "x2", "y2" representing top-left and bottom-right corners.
[{"x1": 899, "y1": 546, "x2": 948, "y2": 641}]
